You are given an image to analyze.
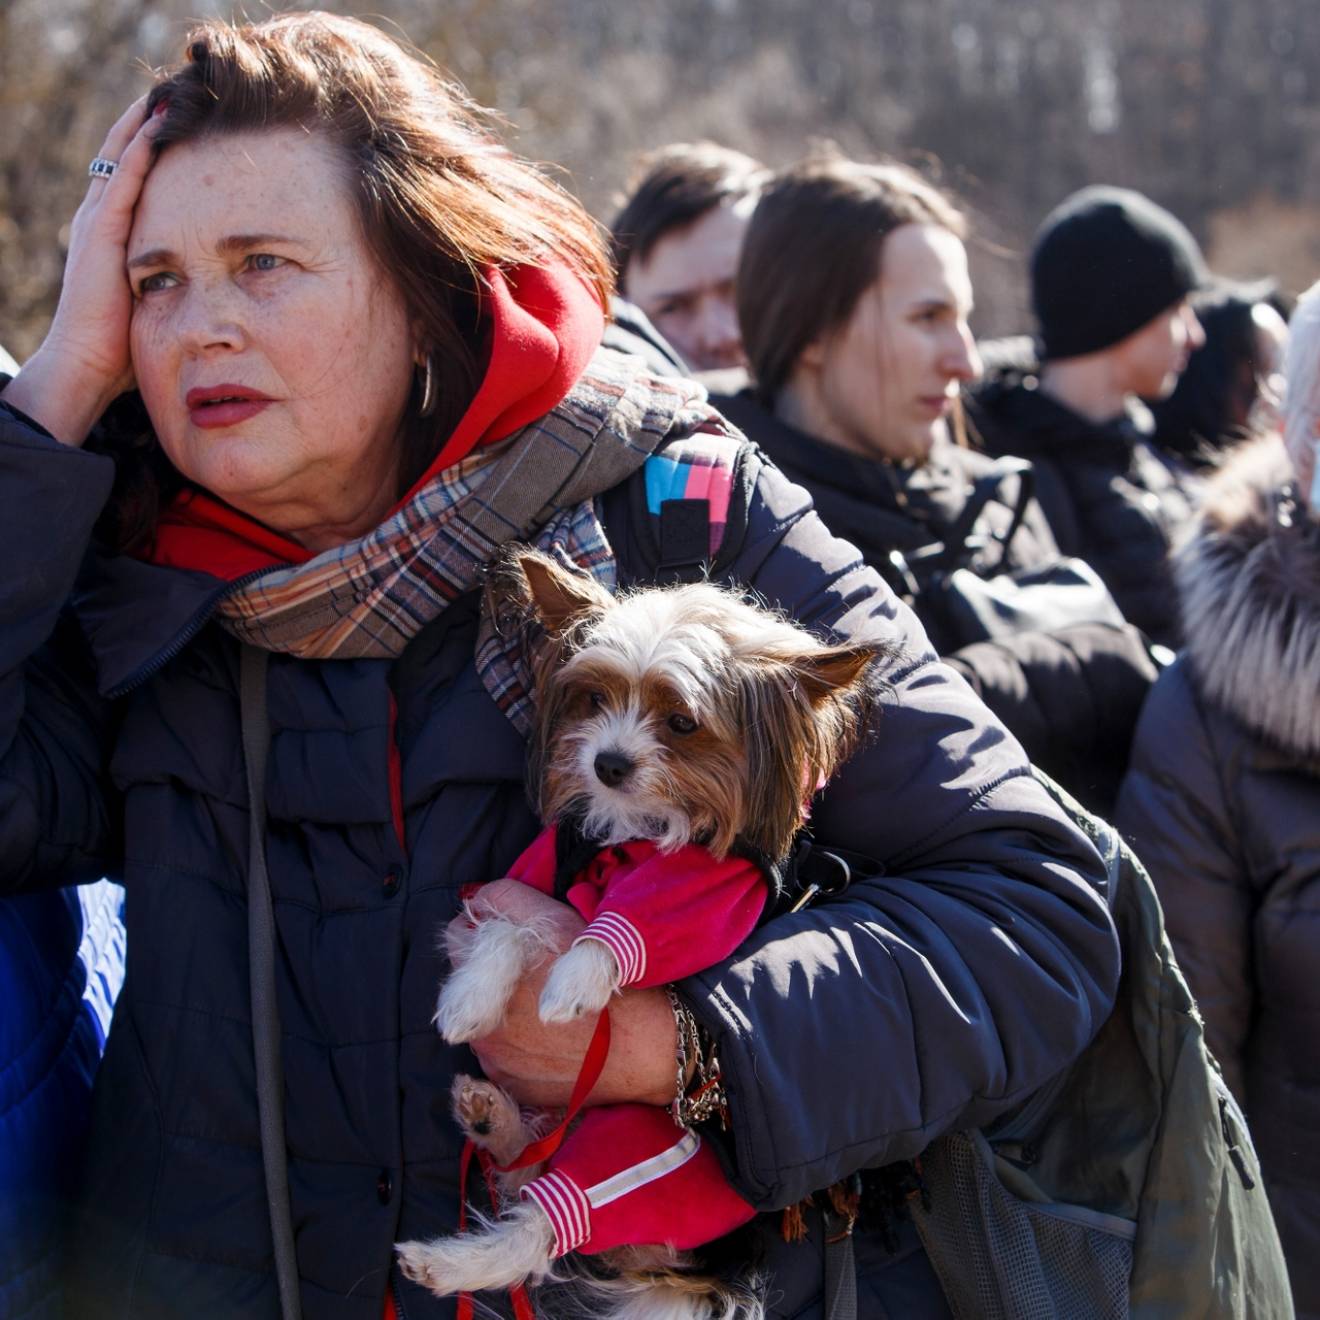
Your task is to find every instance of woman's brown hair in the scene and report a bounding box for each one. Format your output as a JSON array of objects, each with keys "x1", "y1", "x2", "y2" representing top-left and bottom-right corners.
[
  {"x1": 738, "y1": 154, "x2": 967, "y2": 405},
  {"x1": 100, "y1": 11, "x2": 614, "y2": 551}
]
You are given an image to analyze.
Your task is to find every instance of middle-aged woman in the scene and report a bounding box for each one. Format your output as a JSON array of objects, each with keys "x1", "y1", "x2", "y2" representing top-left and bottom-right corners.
[
  {"x1": 1116, "y1": 281, "x2": 1320, "y2": 1319},
  {"x1": 0, "y1": 14, "x2": 1120, "y2": 1318},
  {"x1": 711, "y1": 155, "x2": 1160, "y2": 814}
]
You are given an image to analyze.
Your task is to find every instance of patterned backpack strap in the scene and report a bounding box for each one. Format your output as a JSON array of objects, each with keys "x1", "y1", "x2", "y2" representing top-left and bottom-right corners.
[{"x1": 614, "y1": 425, "x2": 754, "y2": 586}]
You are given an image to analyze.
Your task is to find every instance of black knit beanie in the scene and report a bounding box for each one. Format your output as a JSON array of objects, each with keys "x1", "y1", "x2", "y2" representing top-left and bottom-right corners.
[{"x1": 1030, "y1": 185, "x2": 1208, "y2": 360}]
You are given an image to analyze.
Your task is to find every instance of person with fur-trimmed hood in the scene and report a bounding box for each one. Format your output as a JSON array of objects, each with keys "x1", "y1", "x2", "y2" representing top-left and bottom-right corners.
[{"x1": 1115, "y1": 281, "x2": 1320, "y2": 1319}]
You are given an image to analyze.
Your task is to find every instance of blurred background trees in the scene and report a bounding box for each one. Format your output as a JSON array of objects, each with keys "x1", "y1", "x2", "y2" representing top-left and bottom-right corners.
[{"x1": 2, "y1": 0, "x2": 1317, "y2": 358}]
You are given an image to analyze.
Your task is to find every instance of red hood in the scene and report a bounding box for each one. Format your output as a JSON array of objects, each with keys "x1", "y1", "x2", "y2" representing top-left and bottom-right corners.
[{"x1": 144, "y1": 265, "x2": 604, "y2": 580}]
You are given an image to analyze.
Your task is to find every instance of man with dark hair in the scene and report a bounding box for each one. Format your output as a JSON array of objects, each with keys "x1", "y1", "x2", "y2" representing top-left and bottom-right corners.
[
  {"x1": 970, "y1": 185, "x2": 1207, "y2": 646},
  {"x1": 610, "y1": 142, "x2": 766, "y2": 372}
]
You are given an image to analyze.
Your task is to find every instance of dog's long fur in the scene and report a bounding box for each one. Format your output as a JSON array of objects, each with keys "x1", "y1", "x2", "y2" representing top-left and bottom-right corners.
[{"x1": 398, "y1": 549, "x2": 885, "y2": 1318}]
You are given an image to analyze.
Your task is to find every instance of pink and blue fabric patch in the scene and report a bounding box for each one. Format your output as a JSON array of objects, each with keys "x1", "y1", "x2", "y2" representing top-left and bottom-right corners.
[{"x1": 643, "y1": 429, "x2": 741, "y2": 559}]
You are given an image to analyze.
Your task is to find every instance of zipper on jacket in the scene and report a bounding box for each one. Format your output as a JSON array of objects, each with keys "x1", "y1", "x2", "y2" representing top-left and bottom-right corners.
[
  {"x1": 385, "y1": 689, "x2": 410, "y2": 1320},
  {"x1": 386, "y1": 690, "x2": 407, "y2": 853},
  {"x1": 389, "y1": 1272, "x2": 408, "y2": 1320},
  {"x1": 105, "y1": 568, "x2": 271, "y2": 699},
  {"x1": 1220, "y1": 1094, "x2": 1256, "y2": 1191}
]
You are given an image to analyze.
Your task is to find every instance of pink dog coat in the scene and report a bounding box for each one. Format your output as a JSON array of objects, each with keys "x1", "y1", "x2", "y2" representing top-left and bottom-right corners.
[
  {"x1": 521, "y1": 1103, "x2": 756, "y2": 1255},
  {"x1": 504, "y1": 825, "x2": 766, "y2": 1255},
  {"x1": 506, "y1": 825, "x2": 767, "y2": 990}
]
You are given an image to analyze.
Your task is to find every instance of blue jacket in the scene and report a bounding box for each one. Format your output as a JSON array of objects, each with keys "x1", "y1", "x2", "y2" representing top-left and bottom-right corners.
[
  {"x1": 1, "y1": 879, "x2": 123, "y2": 1318},
  {"x1": 0, "y1": 395, "x2": 1118, "y2": 1318}
]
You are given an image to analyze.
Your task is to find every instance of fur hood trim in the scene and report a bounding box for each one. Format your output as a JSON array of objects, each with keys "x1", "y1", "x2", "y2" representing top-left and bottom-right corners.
[{"x1": 1176, "y1": 437, "x2": 1320, "y2": 760}]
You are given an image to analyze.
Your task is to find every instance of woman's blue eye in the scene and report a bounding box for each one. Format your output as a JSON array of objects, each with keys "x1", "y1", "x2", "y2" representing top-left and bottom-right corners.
[
  {"x1": 138, "y1": 272, "x2": 176, "y2": 294},
  {"x1": 249, "y1": 253, "x2": 284, "y2": 272}
]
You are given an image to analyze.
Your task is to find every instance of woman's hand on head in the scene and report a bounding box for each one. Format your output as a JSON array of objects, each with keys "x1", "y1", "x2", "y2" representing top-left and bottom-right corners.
[
  {"x1": 457, "y1": 878, "x2": 678, "y2": 1109},
  {"x1": 2, "y1": 96, "x2": 162, "y2": 446}
]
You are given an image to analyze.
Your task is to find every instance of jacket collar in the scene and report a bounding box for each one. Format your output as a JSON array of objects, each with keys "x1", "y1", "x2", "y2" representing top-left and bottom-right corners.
[
  {"x1": 1177, "y1": 437, "x2": 1320, "y2": 763},
  {"x1": 72, "y1": 552, "x2": 233, "y2": 698},
  {"x1": 712, "y1": 386, "x2": 973, "y2": 551},
  {"x1": 971, "y1": 365, "x2": 1152, "y2": 468}
]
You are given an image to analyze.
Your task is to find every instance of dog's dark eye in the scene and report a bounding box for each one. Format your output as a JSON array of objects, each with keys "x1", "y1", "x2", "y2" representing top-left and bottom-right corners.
[
  {"x1": 667, "y1": 713, "x2": 698, "y2": 735},
  {"x1": 588, "y1": 691, "x2": 606, "y2": 709}
]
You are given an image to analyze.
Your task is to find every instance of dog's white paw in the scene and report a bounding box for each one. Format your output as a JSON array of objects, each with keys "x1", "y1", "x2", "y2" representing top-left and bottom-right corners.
[
  {"x1": 435, "y1": 914, "x2": 558, "y2": 1043},
  {"x1": 395, "y1": 1238, "x2": 451, "y2": 1296},
  {"x1": 434, "y1": 976, "x2": 505, "y2": 1043},
  {"x1": 452, "y1": 1074, "x2": 527, "y2": 1165},
  {"x1": 538, "y1": 939, "x2": 619, "y2": 1024},
  {"x1": 396, "y1": 1202, "x2": 555, "y2": 1296}
]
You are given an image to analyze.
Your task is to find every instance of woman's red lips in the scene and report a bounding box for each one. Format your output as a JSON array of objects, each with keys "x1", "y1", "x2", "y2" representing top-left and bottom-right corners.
[{"x1": 186, "y1": 385, "x2": 274, "y2": 429}]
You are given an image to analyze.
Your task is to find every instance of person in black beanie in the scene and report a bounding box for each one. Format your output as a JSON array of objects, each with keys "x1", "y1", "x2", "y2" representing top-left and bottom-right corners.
[{"x1": 970, "y1": 185, "x2": 1207, "y2": 646}]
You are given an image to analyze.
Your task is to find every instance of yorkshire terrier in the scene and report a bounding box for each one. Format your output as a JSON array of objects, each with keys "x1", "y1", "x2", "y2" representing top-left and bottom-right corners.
[{"x1": 397, "y1": 549, "x2": 882, "y2": 1319}]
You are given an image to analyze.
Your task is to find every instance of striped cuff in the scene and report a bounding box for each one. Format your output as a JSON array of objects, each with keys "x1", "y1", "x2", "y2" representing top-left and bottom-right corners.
[
  {"x1": 520, "y1": 1169, "x2": 592, "y2": 1256},
  {"x1": 574, "y1": 911, "x2": 647, "y2": 986}
]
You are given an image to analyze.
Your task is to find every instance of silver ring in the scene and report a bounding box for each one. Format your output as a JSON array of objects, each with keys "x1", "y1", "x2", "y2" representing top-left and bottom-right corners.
[{"x1": 88, "y1": 157, "x2": 118, "y2": 180}]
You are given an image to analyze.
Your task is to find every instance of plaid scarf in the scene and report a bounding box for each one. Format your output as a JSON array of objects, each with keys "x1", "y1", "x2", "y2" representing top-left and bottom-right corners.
[{"x1": 215, "y1": 348, "x2": 726, "y2": 733}]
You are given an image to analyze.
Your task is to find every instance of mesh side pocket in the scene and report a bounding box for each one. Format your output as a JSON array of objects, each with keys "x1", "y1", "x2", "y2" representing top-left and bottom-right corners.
[{"x1": 910, "y1": 1131, "x2": 1134, "y2": 1320}]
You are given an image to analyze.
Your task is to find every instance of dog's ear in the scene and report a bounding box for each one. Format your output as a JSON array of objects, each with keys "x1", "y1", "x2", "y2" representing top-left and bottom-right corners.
[
  {"x1": 793, "y1": 642, "x2": 885, "y2": 706},
  {"x1": 511, "y1": 548, "x2": 614, "y2": 637}
]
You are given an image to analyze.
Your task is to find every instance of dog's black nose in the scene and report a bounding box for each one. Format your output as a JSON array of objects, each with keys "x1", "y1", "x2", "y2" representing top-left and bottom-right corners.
[{"x1": 594, "y1": 751, "x2": 634, "y2": 787}]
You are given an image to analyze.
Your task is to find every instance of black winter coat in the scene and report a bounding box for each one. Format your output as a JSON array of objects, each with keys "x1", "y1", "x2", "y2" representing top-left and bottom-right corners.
[
  {"x1": 1116, "y1": 439, "x2": 1320, "y2": 1319},
  {"x1": 0, "y1": 390, "x2": 1119, "y2": 1319},
  {"x1": 969, "y1": 365, "x2": 1198, "y2": 647},
  {"x1": 714, "y1": 387, "x2": 1158, "y2": 814}
]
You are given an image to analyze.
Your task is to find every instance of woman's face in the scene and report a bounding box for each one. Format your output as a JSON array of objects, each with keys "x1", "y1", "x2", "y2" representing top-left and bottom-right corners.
[
  {"x1": 797, "y1": 223, "x2": 980, "y2": 465},
  {"x1": 128, "y1": 130, "x2": 417, "y2": 549}
]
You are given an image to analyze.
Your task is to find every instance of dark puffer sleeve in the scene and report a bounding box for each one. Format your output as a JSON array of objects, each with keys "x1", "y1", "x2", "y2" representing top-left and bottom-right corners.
[
  {"x1": 682, "y1": 450, "x2": 1120, "y2": 1209},
  {"x1": 944, "y1": 619, "x2": 1159, "y2": 815},
  {"x1": 0, "y1": 408, "x2": 120, "y2": 894},
  {"x1": 1115, "y1": 660, "x2": 1251, "y2": 1103}
]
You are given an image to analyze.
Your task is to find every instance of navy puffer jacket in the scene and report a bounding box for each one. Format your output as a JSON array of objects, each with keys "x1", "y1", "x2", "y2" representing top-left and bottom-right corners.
[
  {"x1": 970, "y1": 364, "x2": 1198, "y2": 647},
  {"x1": 0, "y1": 390, "x2": 1118, "y2": 1318}
]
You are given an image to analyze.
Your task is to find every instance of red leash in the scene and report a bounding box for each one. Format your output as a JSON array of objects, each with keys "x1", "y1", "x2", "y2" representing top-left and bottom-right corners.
[
  {"x1": 456, "y1": 1139, "x2": 537, "y2": 1320},
  {"x1": 497, "y1": 1008, "x2": 612, "y2": 1172},
  {"x1": 456, "y1": 1007, "x2": 612, "y2": 1319}
]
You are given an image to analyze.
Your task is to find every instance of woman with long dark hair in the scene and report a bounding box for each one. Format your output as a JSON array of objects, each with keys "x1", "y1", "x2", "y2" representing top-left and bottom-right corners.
[{"x1": 714, "y1": 154, "x2": 1160, "y2": 813}]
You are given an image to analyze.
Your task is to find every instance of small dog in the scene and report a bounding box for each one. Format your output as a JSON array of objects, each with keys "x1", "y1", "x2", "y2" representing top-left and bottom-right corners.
[{"x1": 397, "y1": 549, "x2": 882, "y2": 1319}]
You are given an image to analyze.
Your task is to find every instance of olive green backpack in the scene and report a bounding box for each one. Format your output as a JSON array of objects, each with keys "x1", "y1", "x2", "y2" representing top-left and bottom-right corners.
[{"x1": 908, "y1": 770, "x2": 1293, "y2": 1320}]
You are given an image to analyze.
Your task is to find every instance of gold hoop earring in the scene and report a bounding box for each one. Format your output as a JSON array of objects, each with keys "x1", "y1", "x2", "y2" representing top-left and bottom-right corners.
[{"x1": 417, "y1": 356, "x2": 438, "y2": 419}]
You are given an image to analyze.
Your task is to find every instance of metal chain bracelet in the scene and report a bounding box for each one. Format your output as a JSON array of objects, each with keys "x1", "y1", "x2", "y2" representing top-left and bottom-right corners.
[{"x1": 664, "y1": 986, "x2": 729, "y2": 1130}]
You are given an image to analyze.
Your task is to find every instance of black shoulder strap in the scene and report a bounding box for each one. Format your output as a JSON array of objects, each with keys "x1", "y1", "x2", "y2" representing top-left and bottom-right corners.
[
  {"x1": 930, "y1": 457, "x2": 1035, "y2": 575},
  {"x1": 239, "y1": 645, "x2": 303, "y2": 1320}
]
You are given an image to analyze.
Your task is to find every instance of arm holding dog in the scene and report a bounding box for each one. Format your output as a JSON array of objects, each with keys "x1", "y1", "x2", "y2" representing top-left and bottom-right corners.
[
  {"x1": 679, "y1": 450, "x2": 1122, "y2": 1208},
  {"x1": 458, "y1": 878, "x2": 681, "y2": 1108},
  {"x1": 448, "y1": 449, "x2": 1120, "y2": 1195}
]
